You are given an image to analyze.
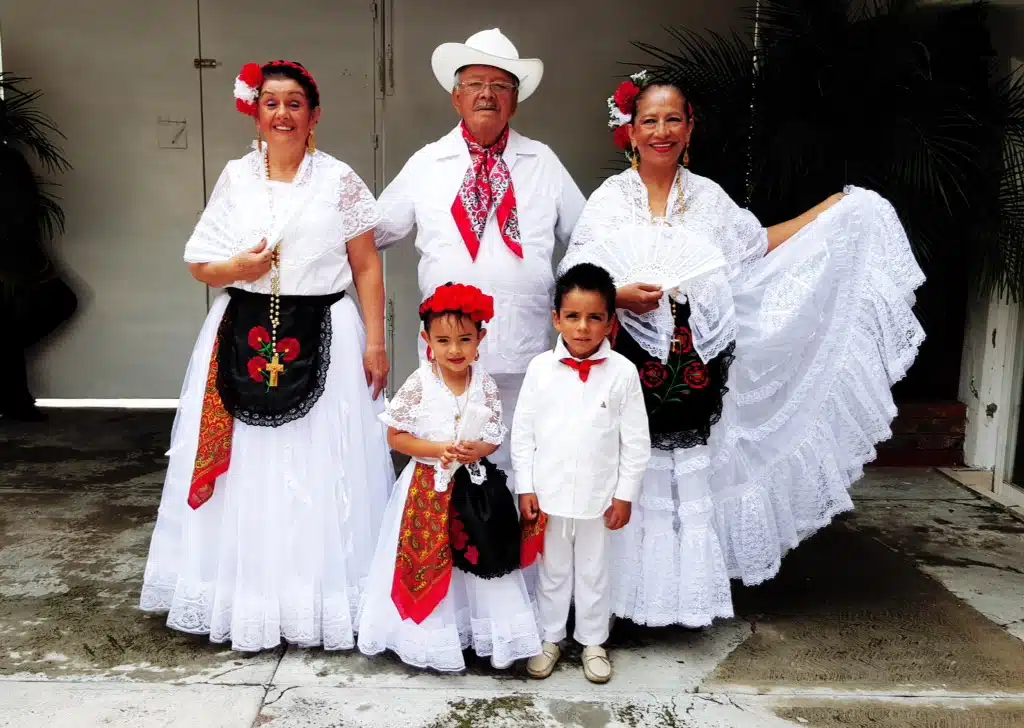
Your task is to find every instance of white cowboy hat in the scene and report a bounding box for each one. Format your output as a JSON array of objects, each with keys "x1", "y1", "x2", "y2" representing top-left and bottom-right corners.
[{"x1": 431, "y1": 28, "x2": 544, "y2": 101}]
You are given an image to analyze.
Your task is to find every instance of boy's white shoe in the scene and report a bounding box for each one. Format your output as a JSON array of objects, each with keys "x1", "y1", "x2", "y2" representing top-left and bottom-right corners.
[
  {"x1": 582, "y1": 645, "x2": 612, "y2": 684},
  {"x1": 526, "y1": 641, "x2": 561, "y2": 679}
]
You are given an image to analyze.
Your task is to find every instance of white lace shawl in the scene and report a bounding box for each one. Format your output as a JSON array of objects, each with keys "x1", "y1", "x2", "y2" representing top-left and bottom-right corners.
[
  {"x1": 183, "y1": 150, "x2": 381, "y2": 294},
  {"x1": 559, "y1": 168, "x2": 768, "y2": 363},
  {"x1": 380, "y1": 363, "x2": 507, "y2": 449}
]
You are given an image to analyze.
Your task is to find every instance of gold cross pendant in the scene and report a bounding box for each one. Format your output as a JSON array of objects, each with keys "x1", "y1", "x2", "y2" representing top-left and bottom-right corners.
[{"x1": 267, "y1": 353, "x2": 285, "y2": 388}]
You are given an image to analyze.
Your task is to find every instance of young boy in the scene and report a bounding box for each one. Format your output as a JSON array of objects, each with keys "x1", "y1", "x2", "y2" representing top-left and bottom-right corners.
[{"x1": 512, "y1": 263, "x2": 651, "y2": 684}]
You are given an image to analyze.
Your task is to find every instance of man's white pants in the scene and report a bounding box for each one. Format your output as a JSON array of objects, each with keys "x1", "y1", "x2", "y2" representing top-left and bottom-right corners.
[
  {"x1": 488, "y1": 373, "x2": 523, "y2": 484},
  {"x1": 536, "y1": 515, "x2": 611, "y2": 647}
]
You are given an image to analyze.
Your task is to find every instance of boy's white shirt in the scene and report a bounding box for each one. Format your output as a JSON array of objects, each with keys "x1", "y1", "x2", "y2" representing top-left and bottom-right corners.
[{"x1": 511, "y1": 336, "x2": 652, "y2": 519}]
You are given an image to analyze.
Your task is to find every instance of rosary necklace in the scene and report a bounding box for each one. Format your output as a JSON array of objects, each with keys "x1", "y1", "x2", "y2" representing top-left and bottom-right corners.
[{"x1": 264, "y1": 149, "x2": 284, "y2": 388}]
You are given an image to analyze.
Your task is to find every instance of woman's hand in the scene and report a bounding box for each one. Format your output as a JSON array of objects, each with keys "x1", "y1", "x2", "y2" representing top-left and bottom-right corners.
[
  {"x1": 364, "y1": 343, "x2": 390, "y2": 401},
  {"x1": 616, "y1": 283, "x2": 663, "y2": 315},
  {"x1": 230, "y1": 239, "x2": 274, "y2": 282}
]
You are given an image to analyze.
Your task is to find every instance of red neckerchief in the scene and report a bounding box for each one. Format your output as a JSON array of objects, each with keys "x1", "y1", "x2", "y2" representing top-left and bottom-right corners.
[
  {"x1": 560, "y1": 357, "x2": 606, "y2": 383},
  {"x1": 451, "y1": 124, "x2": 523, "y2": 261}
]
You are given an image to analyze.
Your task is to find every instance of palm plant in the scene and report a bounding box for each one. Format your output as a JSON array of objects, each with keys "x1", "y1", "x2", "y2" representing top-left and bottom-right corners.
[
  {"x1": 629, "y1": 0, "x2": 1024, "y2": 300},
  {"x1": 0, "y1": 72, "x2": 70, "y2": 286}
]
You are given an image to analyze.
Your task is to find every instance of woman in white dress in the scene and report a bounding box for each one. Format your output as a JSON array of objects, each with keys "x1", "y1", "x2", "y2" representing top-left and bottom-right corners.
[
  {"x1": 139, "y1": 60, "x2": 394, "y2": 651},
  {"x1": 559, "y1": 71, "x2": 924, "y2": 628},
  {"x1": 357, "y1": 283, "x2": 542, "y2": 671}
]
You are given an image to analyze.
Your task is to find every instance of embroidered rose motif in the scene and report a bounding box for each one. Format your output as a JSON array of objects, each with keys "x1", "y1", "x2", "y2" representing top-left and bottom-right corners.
[
  {"x1": 672, "y1": 326, "x2": 694, "y2": 355},
  {"x1": 248, "y1": 326, "x2": 271, "y2": 351},
  {"x1": 276, "y1": 337, "x2": 301, "y2": 362},
  {"x1": 247, "y1": 357, "x2": 268, "y2": 382},
  {"x1": 640, "y1": 361, "x2": 669, "y2": 389},
  {"x1": 450, "y1": 518, "x2": 469, "y2": 551},
  {"x1": 465, "y1": 546, "x2": 480, "y2": 565},
  {"x1": 683, "y1": 361, "x2": 710, "y2": 389}
]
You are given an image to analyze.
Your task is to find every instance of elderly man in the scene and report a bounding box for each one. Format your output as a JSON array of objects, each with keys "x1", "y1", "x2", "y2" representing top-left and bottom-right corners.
[{"x1": 376, "y1": 28, "x2": 585, "y2": 476}]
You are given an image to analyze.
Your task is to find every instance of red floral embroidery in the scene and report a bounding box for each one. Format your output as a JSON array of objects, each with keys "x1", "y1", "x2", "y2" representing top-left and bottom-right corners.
[
  {"x1": 450, "y1": 517, "x2": 469, "y2": 551},
  {"x1": 613, "y1": 124, "x2": 632, "y2": 151},
  {"x1": 248, "y1": 326, "x2": 271, "y2": 350},
  {"x1": 247, "y1": 356, "x2": 268, "y2": 382},
  {"x1": 277, "y1": 337, "x2": 300, "y2": 362},
  {"x1": 683, "y1": 361, "x2": 710, "y2": 389},
  {"x1": 614, "y1": 80, "x2": 640, "y2": 114},
  {"x1": 465, "y1": 546, "x2": 480, "y2": 565},
  {"x1": 672, "y1": 326, "x2": 694, "y2": 355},
  {"x1": 640, "y1": 361, "x2": 669, "y2": 389}
]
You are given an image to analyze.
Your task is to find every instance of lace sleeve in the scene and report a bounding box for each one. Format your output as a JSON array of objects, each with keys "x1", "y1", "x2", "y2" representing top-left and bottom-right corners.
[
  {"x1": 714, "y1": 190, "x2": 768, "y2": 284},
  {"x1": 184, "y1": 162, "x2": 242, "y2": 263},
  {"x1": 338, "y1": 168, "x2": 382, "y2": 243},
  {"x1": 379, "y1": 370, "x2": 424, "y2": 435},
  {"x1": 556, "y1": 177, "x2": 627, "y2": 278},
  {"x1": 478, "y1": 373, "x2": 508, "y2": 446}
]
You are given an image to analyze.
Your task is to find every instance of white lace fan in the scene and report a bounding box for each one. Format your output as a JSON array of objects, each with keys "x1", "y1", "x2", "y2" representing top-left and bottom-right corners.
[
  {"x1": 605, "y1": 223, "x2": 726, "y2": 293},
  {"x1": 578, "y1": 224, "x2": 727, "y2": 362}
]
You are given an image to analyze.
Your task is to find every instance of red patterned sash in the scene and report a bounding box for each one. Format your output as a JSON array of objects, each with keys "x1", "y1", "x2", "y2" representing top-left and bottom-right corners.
[
  {"x1": 520, "y1": 512, "x2": 548, "y2": 568},
  {"x1": 187, "y1": 335, "x2": 234, "y2": 509},
  {"x1": 451, "y1": 124, "x2": 523, "y2": 261},
  {"x1": 392, "y1": 463, "x2": 455, "y2": 624}
]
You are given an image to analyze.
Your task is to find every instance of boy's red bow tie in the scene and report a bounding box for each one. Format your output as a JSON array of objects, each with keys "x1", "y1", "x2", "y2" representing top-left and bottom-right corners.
[{"x1": 560, "y1": 358, "x2": 605, "y2": 383}]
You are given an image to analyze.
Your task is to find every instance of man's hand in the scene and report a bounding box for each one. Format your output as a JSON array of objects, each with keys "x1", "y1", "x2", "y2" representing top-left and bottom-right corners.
[
  {"x1": 604, "y1": 498, "x2": 632, "y2": 530},
  {"x1": 519, "y1": 494, "x2": 541, "y2": 522}
]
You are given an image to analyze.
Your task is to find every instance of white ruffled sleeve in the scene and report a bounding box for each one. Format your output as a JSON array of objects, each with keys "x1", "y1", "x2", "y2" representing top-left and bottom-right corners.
[
  {"x1": 711, "y1": 189, "x2": 769, "y2": 285},
  {"x1": 338, "y1": 167, "x2": 382, "y2": 243},
  {"x1": 379, "y1": 370, "x2": 424, "y2": 436},
  {"x1": 184, "y1": 161, "x2": 244, "y2": 263},
  {"x1": 478, "y1": 373, "x2": 508, "y2": 446}
]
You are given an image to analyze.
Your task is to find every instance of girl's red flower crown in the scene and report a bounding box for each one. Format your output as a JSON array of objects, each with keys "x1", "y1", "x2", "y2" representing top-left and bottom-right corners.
[
  {"x1": 233, "y1": 61, "x2": 320, "y2": 118},
  {"x1": 418, "y1": 283, "x2": 495, "y2": 324},
  {"x1": 606, "y1": 70, "x2": 694, "y2": 154}
]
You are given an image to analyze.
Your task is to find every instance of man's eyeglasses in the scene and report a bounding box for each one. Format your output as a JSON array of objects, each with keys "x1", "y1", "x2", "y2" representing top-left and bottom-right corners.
[{"x1": 457, "y1": 81, "x2": 518, "y2": 96}]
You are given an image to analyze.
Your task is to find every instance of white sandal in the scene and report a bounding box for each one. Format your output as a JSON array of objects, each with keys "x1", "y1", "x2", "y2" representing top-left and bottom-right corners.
[
  {"x1": 526, "y1": 641, "x2": 561, "y2": 679},
  {"x1": 582, "y1": 645, "x2": 612, "y2": 684}
]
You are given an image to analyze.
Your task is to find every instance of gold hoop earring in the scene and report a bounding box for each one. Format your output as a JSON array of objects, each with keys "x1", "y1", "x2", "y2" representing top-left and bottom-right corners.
[{"x1": 307, "y1": 130, "x2": 316, "y2": 154}]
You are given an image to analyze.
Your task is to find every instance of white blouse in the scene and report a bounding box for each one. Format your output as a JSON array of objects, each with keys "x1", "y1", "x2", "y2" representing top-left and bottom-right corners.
[
  {"x1": 183, "y1": 150, "x2": 381, "y2": 296},
  {"x1": 380, "y1": 363, "x2": 508, "y2": 450}
]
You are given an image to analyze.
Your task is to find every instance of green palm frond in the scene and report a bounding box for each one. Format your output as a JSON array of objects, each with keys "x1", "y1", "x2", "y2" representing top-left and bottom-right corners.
[{"x1": 0, "y1": 73, "x2": 70, "y2": 283}]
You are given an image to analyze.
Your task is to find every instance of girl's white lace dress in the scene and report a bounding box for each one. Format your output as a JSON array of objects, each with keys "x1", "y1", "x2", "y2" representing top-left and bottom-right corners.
[
  {"x1": 558, "y1": 168, "x2": 924, "y2": 627},
  {"x1": 139, "y1": 150, "x2": 394, "y2": 651},
  {"x1": 357, "y1": 363, "x2": 542, "y2": 671}
]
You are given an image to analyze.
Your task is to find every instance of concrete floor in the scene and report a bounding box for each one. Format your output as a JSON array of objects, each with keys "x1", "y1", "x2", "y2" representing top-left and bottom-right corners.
[{"x1": 2, "y1": 411, "x2": 1024, "y2": 727}]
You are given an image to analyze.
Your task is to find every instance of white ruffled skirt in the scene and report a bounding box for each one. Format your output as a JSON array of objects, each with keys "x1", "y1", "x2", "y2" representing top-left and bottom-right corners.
[
  {"x1": 139, "y1": 293, "x2": 394, "y2": 651},
  {"x1": 611, "y1": 188, "x2": 925, "y2": 627},
  {"x1": 356, "y1": 460, "x2": 542, "y2": 671}
]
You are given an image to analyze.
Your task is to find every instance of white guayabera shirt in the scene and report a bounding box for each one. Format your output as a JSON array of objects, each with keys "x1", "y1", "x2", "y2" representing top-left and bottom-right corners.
[{"x1": 375, "y1": 125, "x2": 587, "y2": 374}]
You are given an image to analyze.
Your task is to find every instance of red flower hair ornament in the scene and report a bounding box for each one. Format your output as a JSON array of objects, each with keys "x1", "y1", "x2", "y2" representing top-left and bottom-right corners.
[
  {"x1": 418, "y1": 283, "x2": 495, "y2": 324},
  {"x1": 606, "y1": 70, "x2": 694, "y2": 154}
]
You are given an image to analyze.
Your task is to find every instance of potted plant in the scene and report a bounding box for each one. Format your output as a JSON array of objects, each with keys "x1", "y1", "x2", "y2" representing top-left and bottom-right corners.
[{"x1": 0, "y1": 72, "x2": 76, "y2": 421}]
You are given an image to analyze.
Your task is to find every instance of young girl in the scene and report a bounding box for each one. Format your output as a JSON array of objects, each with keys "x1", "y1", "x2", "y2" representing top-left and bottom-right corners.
[{"x1": 356, "y1": 283, "x2": 542, "y2": 671}]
